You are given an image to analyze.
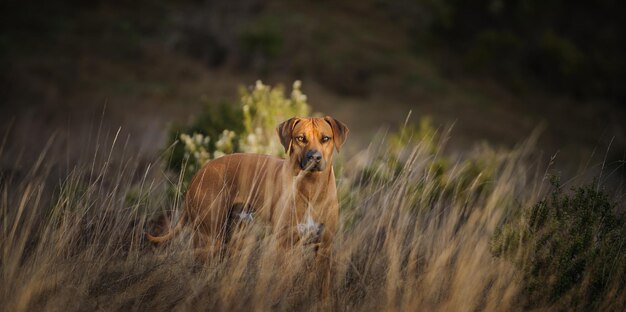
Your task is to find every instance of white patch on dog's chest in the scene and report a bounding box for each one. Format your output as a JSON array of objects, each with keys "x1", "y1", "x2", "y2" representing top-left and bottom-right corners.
[{"x1": 297, "y1": 213, "x2": 321, "y2": 237}]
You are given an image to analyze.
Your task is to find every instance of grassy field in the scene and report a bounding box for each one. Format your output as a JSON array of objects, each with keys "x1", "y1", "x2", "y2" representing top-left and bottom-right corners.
[
  {"x1": 2, "y1": 124, "x2": 623, "y2": 311},
  {"x1": 1, "y1": 1, "x2": 625, "y2": 310}
]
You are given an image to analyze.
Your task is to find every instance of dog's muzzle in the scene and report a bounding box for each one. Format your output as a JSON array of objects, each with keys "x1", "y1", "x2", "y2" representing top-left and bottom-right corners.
[{"x1": 301, "y1": 150, "x2": 326, "y2": 171}]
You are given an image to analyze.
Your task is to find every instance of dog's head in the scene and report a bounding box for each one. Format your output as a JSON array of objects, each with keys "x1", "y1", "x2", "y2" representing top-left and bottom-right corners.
[{"x1": 277, "y1": 116, "x2": 349, "y2": 172}]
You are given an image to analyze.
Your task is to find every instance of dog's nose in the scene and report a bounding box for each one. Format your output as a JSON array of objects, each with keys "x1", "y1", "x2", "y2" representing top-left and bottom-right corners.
[{"x1": 306, "y1": 150, "x2": 322, "y2": 162}]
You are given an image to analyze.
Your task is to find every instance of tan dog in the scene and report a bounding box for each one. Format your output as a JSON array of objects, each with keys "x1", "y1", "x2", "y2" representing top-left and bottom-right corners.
[{"x1": 146, "y1": 116, "x2": 348, "y2": 261}]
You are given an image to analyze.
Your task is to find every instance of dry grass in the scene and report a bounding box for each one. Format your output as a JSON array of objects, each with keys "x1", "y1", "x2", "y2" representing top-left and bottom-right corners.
[{"x1": 2, "y1": 127, "x2": 617, "y2": 311}]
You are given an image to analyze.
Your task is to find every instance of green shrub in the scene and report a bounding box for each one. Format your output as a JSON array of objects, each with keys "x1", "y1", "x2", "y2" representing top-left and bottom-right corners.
[
  {"x1": 492, "y1": 177, "x2": 626, "y2": 310},
  {"x1": 166, "y1": 99, "x2": 244, "y2": 173},
  {"x1": 354, "y1": 116, "x2": 497, "y2": 204},
  {"x1": 340, "y1": 116, "x2": 504, "y2": 234},
  {"x1": 165, "y1": 81, "x2": 310, "y2": 187}
]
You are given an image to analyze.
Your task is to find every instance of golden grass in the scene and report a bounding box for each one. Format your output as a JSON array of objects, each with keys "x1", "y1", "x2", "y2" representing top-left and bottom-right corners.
[{"x1": 1, "y1": 130, "x2": 615, "y2": 311}]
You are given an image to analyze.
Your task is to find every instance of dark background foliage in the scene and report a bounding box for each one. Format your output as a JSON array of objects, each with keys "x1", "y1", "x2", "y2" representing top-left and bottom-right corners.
[
  {"x1": 1, "y1": 1, "x2": 625, "y2": 169},
  {"x1": 422, "y1": 0, "x2": 626, "y2": 101}
]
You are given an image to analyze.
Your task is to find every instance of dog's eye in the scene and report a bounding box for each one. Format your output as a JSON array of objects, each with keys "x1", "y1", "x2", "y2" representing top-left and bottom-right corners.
[
  {"x1": 295, "y1": 136, "x2": 307, "y2": 143},
  {"x1": 321, "y1": 136, "x2": 331, "y2": 143}
]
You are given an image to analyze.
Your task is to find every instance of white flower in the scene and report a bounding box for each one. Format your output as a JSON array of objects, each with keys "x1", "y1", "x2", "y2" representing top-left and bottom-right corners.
[
  {"x1": 255, "y1": 80, "x2": 266, "y2": 91},
  {"x1": 180, "y1": 133, "x2": 192, "y2": 146},
  {"x1": 193, "y1": 133, "x2": 204, "y2": 145},
  {"x1": 215, "y1": 130, "x2": 236, "y2": 155},
  {"x1": 247, "y1": 133, "x2": 257, "y2": 145}
]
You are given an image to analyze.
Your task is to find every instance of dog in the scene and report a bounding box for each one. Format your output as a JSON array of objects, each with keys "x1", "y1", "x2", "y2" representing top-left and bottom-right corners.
[{"x1": 146, "y1": 116, "x2": 348, "y2": 262}]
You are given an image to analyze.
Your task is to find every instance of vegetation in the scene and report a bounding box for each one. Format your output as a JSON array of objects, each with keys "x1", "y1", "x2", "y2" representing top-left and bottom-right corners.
[
  {"x1": 2, "y1": 82, "x2": 624, "y2": 311},
  {"x1": 492, "y1": 177, "x2": 626, "y2": 310},
  {"x1": 166, "y1": 80, "x2": 309, "y2": 186},
  {"x1": 390, "y1": 0, "x2": 626, "y2": 100}
]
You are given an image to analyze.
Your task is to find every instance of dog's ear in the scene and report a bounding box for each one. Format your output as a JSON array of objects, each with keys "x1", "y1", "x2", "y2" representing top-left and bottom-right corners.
[
  {"x1": 324, "y1": 116, "x2": 349, "y2": 152},
  {"x1": 276, "y1": 117, "x2": 300, "y2": 154}
]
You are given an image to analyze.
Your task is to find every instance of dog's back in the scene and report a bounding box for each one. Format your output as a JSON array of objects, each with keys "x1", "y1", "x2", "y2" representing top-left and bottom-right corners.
[{"x1": 185, "y1": 153, "x2": 286, "y2": 235}]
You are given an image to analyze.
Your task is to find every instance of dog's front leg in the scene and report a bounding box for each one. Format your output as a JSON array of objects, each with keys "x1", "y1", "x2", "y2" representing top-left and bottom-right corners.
[
  {"x1": 314, "y1": 246, "x2": 332, "y2": 303},
  {"x1": 316, "y1": 213, "x2": 336, "y2": 303}
]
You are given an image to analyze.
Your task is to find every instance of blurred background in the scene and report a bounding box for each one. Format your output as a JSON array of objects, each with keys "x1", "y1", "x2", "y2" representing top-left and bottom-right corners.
[{"x1": 1, "y1": 0, "x2": 625, "y2": 176}]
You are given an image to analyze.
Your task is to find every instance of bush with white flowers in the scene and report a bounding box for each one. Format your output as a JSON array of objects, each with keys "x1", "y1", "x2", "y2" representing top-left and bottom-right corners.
[{"x1": 174, "y1": 80, "x2": 311, "y2": 186}]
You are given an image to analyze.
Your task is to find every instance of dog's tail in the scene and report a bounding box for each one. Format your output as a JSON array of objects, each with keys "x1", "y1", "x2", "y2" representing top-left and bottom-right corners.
[{"x1": 145, "y1": 212, "x2": 187, "y2": 244}]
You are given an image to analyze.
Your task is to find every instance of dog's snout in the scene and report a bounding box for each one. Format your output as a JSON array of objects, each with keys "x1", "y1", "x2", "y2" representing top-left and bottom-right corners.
[
  {"x1": 301, "y1": 149, "x2": 326, "y2": 171},
  {"x1": 306, "y1": 150, "x2": 323, "y2": 162}
]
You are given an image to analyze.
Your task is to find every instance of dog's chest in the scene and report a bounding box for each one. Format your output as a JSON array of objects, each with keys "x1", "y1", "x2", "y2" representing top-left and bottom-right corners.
[
  {"x1": 297, "y1": 213, "x2": 321, "y2": 235},
  {"x1": 297, "y1": 212, "x2": 324, "y2": 243}
]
